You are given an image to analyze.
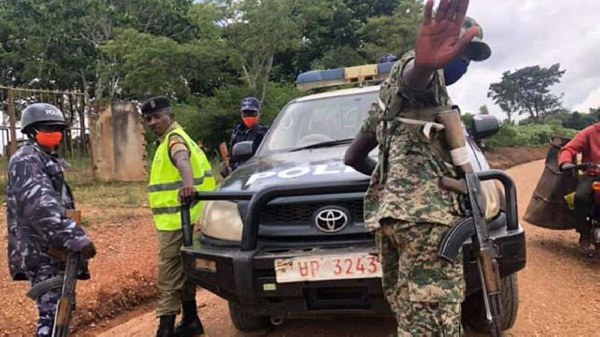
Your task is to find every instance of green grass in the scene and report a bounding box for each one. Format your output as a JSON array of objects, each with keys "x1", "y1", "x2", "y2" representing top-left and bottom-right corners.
[
  {"x1": 0, "y1": 156, "x2": 147, "y2": 209},
  {"x1": 73, "y1": 181, "x2": 147, "y2": 208},
  {"x1": 0, "y1": 154, "x2": 218, "y2": 210}
]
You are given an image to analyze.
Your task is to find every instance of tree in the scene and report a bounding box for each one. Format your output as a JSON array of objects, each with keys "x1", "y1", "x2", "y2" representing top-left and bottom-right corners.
[
  {"x1": 461, "y1": 112, "x2": 475, "y2": 127},
  {"x1": 271, "y1": 0, "x2": 407, "y2": 82},
  {"x1": 0, "y1": 0, "x2": 98, "y2": 90},
  {"x1": 479, "y1": 104, "x2": 489, "y2": 115},
  {"x1": 99, "y1": 28, "x2": 226, "y2": 100},
  {"x1": 546, "y1": 108, "x2": 600, "y2": 130},
  {"x1": 488, "y1": 64, "x2": 566, "y2": 122},
  {"x1": 357, "y1": 0, "x2": 423, "y2": 63},
  {"x1": 220, "y1": 0, "x2": 301, "y2": 101}
]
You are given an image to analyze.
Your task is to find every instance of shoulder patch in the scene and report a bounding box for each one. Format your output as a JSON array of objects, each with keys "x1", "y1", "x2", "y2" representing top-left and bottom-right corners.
[{"x1": 168, "y1": 135, "x2": 185, "y2": 148}]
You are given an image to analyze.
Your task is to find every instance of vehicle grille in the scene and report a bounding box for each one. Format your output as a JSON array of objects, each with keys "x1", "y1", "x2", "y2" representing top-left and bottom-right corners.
[{"x1": 260, "y1": 199, "x2": 364, "y2": 225}]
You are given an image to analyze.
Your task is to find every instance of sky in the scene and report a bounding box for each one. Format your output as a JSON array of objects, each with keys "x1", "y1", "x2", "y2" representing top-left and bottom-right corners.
[{"x1": 444, "y1": 0, "x2": 600, "y2": 121}]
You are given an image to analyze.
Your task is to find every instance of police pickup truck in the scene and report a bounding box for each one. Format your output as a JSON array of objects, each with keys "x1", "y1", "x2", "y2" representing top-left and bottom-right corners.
[{"x1": 181, "y1": 63, "x2": 526, "y2": 333}]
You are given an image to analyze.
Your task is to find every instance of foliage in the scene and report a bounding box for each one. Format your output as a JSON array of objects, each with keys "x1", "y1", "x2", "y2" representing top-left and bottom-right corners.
[
  {"x1": 461, "y1": 112, "x2": 475, "y2": 126},
  {"x1": 543, "y1": 108, "x2": 600, "y2": 130},
  {"x1": 220, "y1": 0, "x2": 301, "y2": 101},
  {"x1": 488, "y1": 64, "x2": 566, "y2": 122},
  {"x1": 357, "y1": 0, "x2": 423, "y2": 62},
  {"x1": 479, "y1": 105, "x2": 490, "y2": 115},
  {"x1": 486, "y1": 122, "x2": 578, "y2": 149},
  {"x1": 188, "y1": 82, "x2": 301, "y2": 153},
  {"x1": 272, "y1": 0, "x2": 405, "y2": 82},
  {"x1": 99, "y1": 28, "x2": 227, "y2": 100},
  {"x1": 2, "y1": 0, "x2": 593, "y2": 159},
  {"x1": 141, "y1": 82, "x2": 301, "y2": 159}
]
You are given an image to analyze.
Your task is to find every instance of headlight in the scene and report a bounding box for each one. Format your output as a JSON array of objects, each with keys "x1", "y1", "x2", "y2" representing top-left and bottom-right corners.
[{"x1": 201, "y1": 201, "x2": 244, "y2": 242}]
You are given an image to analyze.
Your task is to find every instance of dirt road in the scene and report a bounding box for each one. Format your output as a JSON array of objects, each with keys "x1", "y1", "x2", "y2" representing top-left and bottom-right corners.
[{"x1": 94, "y1": 160, "x2": 600, "y2": 336}]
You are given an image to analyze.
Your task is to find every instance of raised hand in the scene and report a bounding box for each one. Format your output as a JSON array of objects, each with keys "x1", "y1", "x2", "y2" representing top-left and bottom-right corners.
[{"x1": 415, "y1": 0, "x2": 480, "y2": 71}]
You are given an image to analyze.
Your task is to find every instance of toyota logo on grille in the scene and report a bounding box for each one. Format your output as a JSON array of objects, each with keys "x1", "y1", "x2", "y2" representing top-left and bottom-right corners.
[{"x1": 313, "y1": 207, "x2": 349, "y2": 233}]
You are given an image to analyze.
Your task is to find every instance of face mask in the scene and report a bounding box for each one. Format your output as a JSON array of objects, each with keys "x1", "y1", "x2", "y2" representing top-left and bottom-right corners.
[
  {"x1": 243, "y1": 116, "x2": 259, "y2": 128},
  {"x1": 443, "y1": 59, "x2": 469, "y2": 86},
  {"x1": 36, "y1": 132, "x2": 63, "y2": 149}
]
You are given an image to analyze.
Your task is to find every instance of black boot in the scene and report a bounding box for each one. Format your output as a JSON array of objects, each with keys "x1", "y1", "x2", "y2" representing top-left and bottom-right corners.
[
  {"x1": 157, "y1": 315, "x2": 176, "y2": 337},
  {"x1": 174, "y1": 301, "x2": 205, "y2": 337},
  {"x1": 579, "y1": 232, "x2": 594, "y2": 256}
]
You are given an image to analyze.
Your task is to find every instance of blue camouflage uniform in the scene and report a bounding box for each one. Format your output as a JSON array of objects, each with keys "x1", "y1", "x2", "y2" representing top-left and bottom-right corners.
[
  {"x1": 229, "y1": 123, "x2": 269, "y2": 170},
  {"x1": 6, "y1": 141, "x2": 92, "y2": 337}
]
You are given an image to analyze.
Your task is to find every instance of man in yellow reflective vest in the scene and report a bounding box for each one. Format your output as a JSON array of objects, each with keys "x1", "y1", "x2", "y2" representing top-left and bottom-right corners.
[{"x1": 141, "y1": 96, "x2": 216, "y2": 337}]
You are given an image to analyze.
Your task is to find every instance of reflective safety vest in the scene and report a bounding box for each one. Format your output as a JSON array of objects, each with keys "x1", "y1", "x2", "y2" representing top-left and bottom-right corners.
[{"x1": 148, "y1": 127, "x2": 216, "y2": 231}]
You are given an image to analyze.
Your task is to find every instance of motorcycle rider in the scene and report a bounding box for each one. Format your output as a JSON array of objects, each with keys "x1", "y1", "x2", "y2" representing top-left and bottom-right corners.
[{"x1": 558, "y1": 123, "x2": 600, "y2": 253}]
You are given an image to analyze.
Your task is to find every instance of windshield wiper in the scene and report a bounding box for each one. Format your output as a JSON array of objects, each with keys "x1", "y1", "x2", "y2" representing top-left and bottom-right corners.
[{"x1": 290, "y1": 138, "x2": 354, "y2": 152}]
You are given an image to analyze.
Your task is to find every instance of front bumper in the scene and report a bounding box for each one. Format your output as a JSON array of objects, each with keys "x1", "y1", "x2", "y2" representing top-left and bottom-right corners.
[
  {"x1": 181, "y1": 171, "x2": 526, "y2": 317},
  {"x1": 182, "y1": 223, "x2": 525, "y2": 316}
]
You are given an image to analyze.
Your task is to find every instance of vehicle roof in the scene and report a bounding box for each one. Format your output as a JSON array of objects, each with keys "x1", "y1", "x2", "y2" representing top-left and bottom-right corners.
[{"x1": 294, "y1": 85, "x2": 380, "y2": 103}]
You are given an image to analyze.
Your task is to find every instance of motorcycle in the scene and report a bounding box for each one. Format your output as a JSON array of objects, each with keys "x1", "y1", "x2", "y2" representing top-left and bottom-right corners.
[{"x1": 523, "y1": 139, "x2": 600, "y2": 255}]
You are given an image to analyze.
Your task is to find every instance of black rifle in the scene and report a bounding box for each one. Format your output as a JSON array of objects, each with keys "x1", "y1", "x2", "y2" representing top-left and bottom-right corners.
[
  {"x1": 438, "y1": 174, "x2": 504, "y2": 337},
  {"x1": 27, "y1": 253, "x2": 81, "y2": 337}
]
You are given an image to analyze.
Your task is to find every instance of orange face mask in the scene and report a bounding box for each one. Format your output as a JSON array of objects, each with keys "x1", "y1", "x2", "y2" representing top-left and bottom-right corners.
[
  {"x1": 36, "y1": 132, "x2": 63, "y2": 149},
  {"x1": 242, "y1": 116, "x2": 259, "y2": 128}
]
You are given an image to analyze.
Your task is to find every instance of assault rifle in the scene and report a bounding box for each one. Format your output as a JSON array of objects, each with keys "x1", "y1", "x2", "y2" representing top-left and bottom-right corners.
[
  {"x1": 27, "y1": 253, "x2": 81, "y2": 337},
  {"x1": 438, "y1": 173, "x2": 504, "y2": 337}
]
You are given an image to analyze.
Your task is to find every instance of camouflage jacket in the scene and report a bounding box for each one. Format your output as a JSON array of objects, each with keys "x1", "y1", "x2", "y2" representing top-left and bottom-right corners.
[
  {"x1": 362, "y1": 51, "x2": 461, "y2": 232},
  {"x1": 230, "y1": 123, "x2": 269, "y2": 170},
  {"x1": 6, "y1": 142, "x2": 91, "y2": 280}
]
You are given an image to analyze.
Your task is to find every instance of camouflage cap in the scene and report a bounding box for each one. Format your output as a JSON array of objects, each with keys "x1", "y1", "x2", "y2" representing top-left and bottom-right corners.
[
  {"x1": 240, "y1": 97, "x2": 260, "y2": 112},
  {"x1": 462, "y1": 17, "x2": 491, "y2": 62}
]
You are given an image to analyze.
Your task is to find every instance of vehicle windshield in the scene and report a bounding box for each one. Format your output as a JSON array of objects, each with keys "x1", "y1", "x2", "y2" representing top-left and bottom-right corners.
[{"x1": 260, "y1": 90, "x2": 379, "y2": 154}]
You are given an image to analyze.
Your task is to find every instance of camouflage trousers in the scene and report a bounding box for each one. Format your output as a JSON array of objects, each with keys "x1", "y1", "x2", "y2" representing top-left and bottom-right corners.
[
  {"x1": 31, "y1": 271, "x2": 63, "y2": 337},
  {"x1": 375, "y1": 220, "x2": 465, "y2": 336}
]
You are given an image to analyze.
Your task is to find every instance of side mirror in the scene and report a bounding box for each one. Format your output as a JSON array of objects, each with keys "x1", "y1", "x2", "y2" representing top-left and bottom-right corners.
[
  {"x1": 232, "y1": 140, "x2": 254, "y2": 163},
  {"x1": 471, "y1": 115, "x2": 500, "y2": 139}
]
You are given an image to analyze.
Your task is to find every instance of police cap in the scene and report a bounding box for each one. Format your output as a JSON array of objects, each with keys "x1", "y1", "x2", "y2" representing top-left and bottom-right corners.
[
  {"x1": 240, "y1": 97, "x2": 260, "y2": 113},
  {"x1": 141, "y1": 96, "x2": 171, "y2": 115}
]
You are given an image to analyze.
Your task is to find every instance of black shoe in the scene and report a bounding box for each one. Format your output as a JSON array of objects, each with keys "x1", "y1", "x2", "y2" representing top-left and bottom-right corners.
[
  {"x1": 174, "y1": 317, "x2": 204, "y2": 337},
  {"x1": 174, "y1": 301, "x2": 205, "y2": 337},
  {"x1": 157, "y1": 315, "x2": 176, "y2": 337},
  {"x1": 579, "y1": 235, "x2": 594, "y2": 256}
]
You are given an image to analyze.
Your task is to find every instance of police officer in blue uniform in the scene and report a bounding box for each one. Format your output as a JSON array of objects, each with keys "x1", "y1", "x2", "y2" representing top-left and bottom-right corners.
[
  {"x1": 6, "y1": 103, "x2": 96, "y2": 337},
  {"x1": 221, "y1": 97, "x2": 268, "y2": 176}
]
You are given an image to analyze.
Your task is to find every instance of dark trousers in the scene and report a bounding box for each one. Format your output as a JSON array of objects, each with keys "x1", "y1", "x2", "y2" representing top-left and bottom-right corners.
[{"x1": 574, "y1": 176, "x2": 600, "y2": 238}]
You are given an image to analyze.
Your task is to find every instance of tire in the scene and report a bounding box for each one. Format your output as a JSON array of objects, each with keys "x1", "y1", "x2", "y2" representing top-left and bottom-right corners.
[
  {"x1": 228, "y1": 301, "x2": 272, "y2": 333},
  {"x1": 462, "y1": 273, "x2": 519, "y2": 332}
]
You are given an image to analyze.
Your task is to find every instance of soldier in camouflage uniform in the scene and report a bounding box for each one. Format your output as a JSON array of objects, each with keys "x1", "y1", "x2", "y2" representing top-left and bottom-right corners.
[
  {"x1": 345, "y1": 0, "x2": 491, "y2": 335},
  {"x1": 6, "y1": 103, "x2": 96, "y2": 337}
]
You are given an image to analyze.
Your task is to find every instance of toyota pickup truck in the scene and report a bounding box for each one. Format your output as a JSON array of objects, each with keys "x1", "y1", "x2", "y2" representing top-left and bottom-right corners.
[{"x1": 181, "y1": 63, "x2": 526, "y2": 333}]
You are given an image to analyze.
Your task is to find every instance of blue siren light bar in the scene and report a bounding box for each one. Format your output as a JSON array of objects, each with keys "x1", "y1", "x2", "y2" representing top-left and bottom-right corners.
[{"x1": 296, "y1": 61, "x2": 395, "y2": 92}]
